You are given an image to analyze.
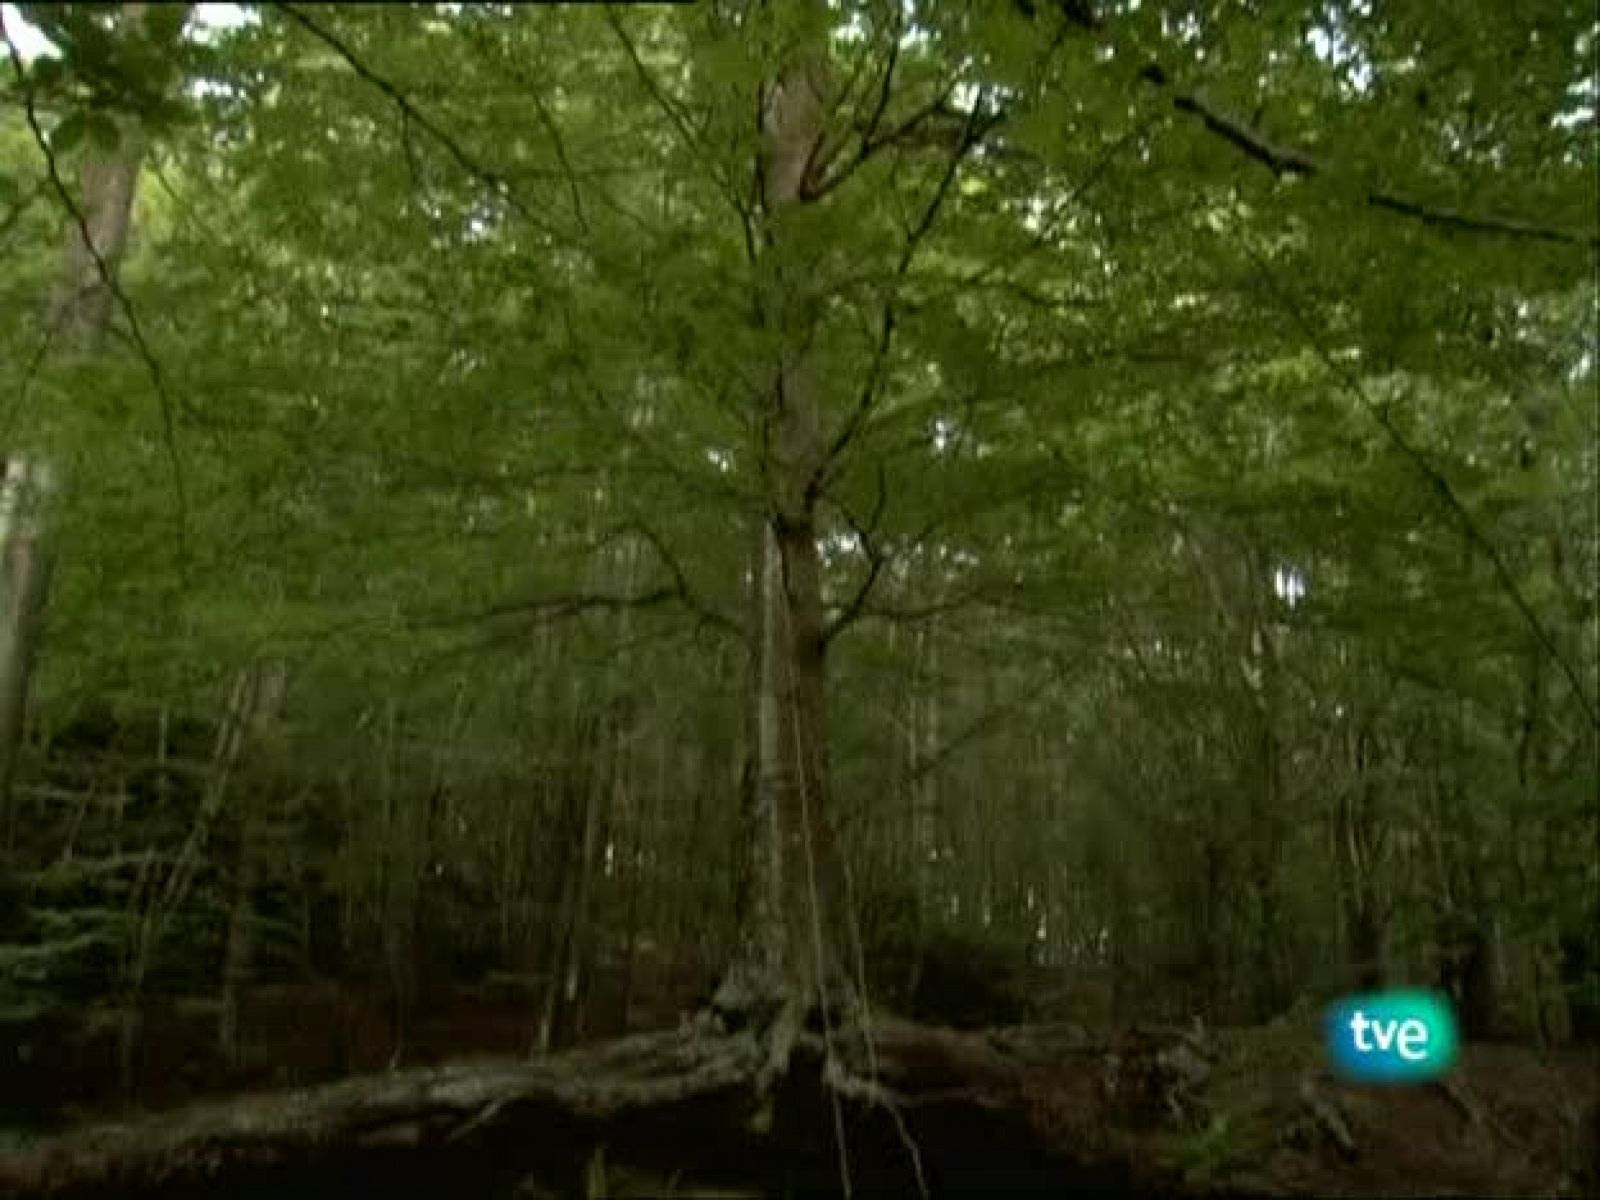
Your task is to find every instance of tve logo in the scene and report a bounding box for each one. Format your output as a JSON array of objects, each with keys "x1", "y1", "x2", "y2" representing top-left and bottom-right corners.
[{"x1": 1325, "y1": 989, "x2": 1459, "y2": 1084}]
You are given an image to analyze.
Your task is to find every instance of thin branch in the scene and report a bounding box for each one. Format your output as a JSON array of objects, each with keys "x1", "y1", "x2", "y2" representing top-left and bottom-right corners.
[
  {"x1": 605, "y1": 8, "x2": 747, "y2": 225},
  {"x1": 812, "y1": 96, "x2": 994, "y2": 496},
  {"x1": 1242, "y1": 242, "x2": 1598, "y2": 729},
  {"x1": 404, "y1": 512, "x2": 743, "y2": 642},
  {"x1": 451, "y1": 16, "x2": 593, "y2": 242},
  {"x1": 409, "y1": 587, "x2": 681, "y2": 631},
  {"x1": 957, "y1": 108, "x2": 1164, "y2": 294},
  {"x1": 836, "y1": 593, "x2": 989, "y2": 628},
  {"x1": 821, "y1": 464, "x2": 889, "y2": 646},
  {"x1": 829, "y1": 42, "x2": 1593, "y2": 249},
  {"x1": 271, "y1": 4, "x2": 541, "y2": 231},
  {"x1": 820, "y1": 7, "x2": 1077, "y2": 195},
  {"x1": 620, "y1": 517, "x2": 743, "y2": 640},
  {"x1": 860, "y1": 17, "x2": 902, "y2": 153},
  {"x1": 570, "y1": 368, "x2": 755, "y2": 512},
  {"x1": 605, "y1": 8, "x2": 699, "y2": 153},
  {"x1": 1140, "y1": 66, "x2": 1599, "y2": 249},
  {"x1": 420, "y1": 619, "x2": 699, "y2": 674},
  {"x1": 902, "y1": 686, "x2": 1037, "y2": 789},
  {"x1": 818, "y1": 2, "x2": 900, "y2": 185},
  {"x1": 1166, "y1": 86, "x2": 1316, "y2": 176},
  {"x1": 1361, "y1": 190, "x2": 1595, "y2": 246},
  {"x1": 806, "y1": 81, "x2": 959, "y2": 202},
  {"x1": 528, "y1": 87, "x2": 589, "y2": 239}
]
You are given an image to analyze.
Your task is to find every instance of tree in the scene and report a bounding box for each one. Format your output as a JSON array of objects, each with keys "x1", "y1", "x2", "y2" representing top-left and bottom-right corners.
[{"x1": 0, "y1": 2, "x2": 1593, "y2": 1190}]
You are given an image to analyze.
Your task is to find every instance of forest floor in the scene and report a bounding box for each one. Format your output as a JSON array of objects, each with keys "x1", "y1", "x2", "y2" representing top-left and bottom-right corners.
[
  {"x1": 1, "y1": 983, "x2": 1595, "y2": 1197},
  {"x1": 1168, "y1": 1014, "x2": 1597, "y2": 1197}
]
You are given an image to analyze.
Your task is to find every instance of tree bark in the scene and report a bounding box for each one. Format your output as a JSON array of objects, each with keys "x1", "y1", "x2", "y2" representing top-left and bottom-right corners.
[
  {"x1": 47, "y1": 5, "x2": 158, "y2": 354},
  {"x1": 0, "y1": 458, "x2": 54, "y2": 853},
  {"x1": 1338, "y1": 724, "x2": 1378, "y2": 990},
  {"x1": 0, "y1": 5, "x2": 159, "y2": 858},
  {"x1": 717, "y1": 12, "x2": 852, "y2": 1053},
  {"x1": 218, "y1": 660, "x2": 289, "y2": 1068}
]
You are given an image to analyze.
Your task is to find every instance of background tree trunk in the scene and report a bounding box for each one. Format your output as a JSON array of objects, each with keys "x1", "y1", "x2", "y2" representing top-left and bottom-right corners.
[
  {"x1": 48, "y1": 4, "x2": 156, "y2": 354},
  {"x1": 218, "y1": 660, "x2": 289, "y2": 1069},
  {"x1": 0, "y1": 458, "x2": 54, "y2": 853}
]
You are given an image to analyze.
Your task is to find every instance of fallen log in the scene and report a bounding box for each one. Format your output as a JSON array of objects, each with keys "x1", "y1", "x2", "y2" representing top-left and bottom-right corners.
[{"x1": 0, "y1": 1018, "x2": 1199, "y2": 1199}]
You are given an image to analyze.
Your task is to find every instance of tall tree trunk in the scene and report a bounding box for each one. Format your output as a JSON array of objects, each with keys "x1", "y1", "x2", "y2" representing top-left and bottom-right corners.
[
  {"x1": 218, "y1": 660, "x2": 288, "y2": 1069},
  {"x1": 1337, "y1": 719, "x2": 1386, "y2": 990},
  {"x1": 0, "y1": 5, "x2": 159, "y2": 858},
  {"x1": 535, "y1": 712, "x2": 607, "y2": 1056},
  {"x1": 1246, "y1": 615, "x2": 1287, "y2": 1019},
  {"x1": 716, "y1": 13, "x2": 850, "y2": 1058},
  {"x1": 906, "y1": 629, "x2": 939, "y2": 1004},
  {"x1": 47, "y1": 3, "x2": 170, "y2": 352},
  {"x1": 121, "y1": 665, "x2": 260, "y2": 1094},
  {"x1": 375, "y1": 700, "x2": 419, "y2": 1067},
  {"x1": 50, "y1": 136, "x2": 146, "y2": 354},
  {"x1": 77, "y1": 29, "x2": 165, "y2": 1083}
]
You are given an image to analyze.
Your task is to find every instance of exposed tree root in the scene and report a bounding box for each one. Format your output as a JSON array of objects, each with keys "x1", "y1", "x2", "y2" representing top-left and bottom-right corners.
[
  {"x1": 4, "y1": 1011, "x2": 1592, "y2": 1198},
  {"x1": 0, "y1": 1011, "x2": 1201, "y2": 1199}
]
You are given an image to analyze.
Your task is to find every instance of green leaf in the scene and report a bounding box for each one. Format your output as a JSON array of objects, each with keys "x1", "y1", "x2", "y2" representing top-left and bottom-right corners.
[
  {"x1": 50, "y1": 111, "x2": 86, "y2": 154},
  {"x1": 84, "y1": 112, "x2": 121, "y2": 153},
  {"x1": 27, "y1": 55, "x2": 65, "y2": 92}
]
